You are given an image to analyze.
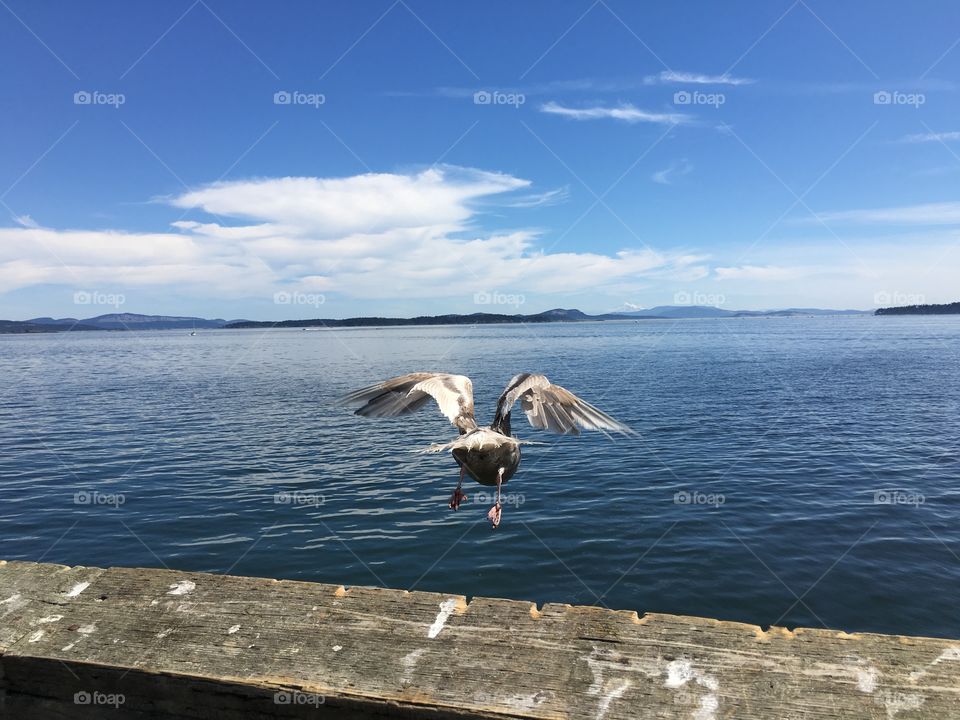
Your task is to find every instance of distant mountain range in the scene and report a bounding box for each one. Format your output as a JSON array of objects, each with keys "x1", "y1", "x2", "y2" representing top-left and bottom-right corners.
[
  {"x1": 617, "y1": 306, "x2": 868, "y2": 319},
  {"x1": 226, "y1": 306, "x2": 869, "y2": 328},
  {"x1": 875, "y1": 301, "x2": 960, "y2": 315},
  {"x1": 225, "y1": 308, "x2": 630, "y2": 328},
  {"x1": 6, "y1": 313, "x2": 241, "y2": 333},
  {"x1": 0, "y1": 306, "x2": 872, "y2": 334}
]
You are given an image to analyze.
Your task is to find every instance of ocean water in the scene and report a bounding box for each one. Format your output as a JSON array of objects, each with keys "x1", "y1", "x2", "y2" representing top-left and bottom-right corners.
[{"x1": 1, "y1": 316, "x2": 958, "y2": 639}]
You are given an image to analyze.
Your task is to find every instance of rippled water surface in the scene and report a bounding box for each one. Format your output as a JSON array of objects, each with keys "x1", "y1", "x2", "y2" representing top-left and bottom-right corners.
[{"x1": 2, "y1": 316, "x2": 959, "y2": 638}]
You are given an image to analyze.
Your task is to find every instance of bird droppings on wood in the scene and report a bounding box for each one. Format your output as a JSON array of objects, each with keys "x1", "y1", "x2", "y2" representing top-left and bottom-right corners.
[
  {"x1": 907, "y1": 646, "x2": 960, "y2": 682},
  {"x1": 227, "y1": 624, "x2": 240, "y2": 635},
  {"x1": 857, "y1": 666, "x2": 879, "y2": 693},
  {"x1": 401, "y1": 647, "x2": 426, "y2": 685},
  {"x1": 1, "y1": 560, "x2": 959, "y2": 719},
  {"x1": 34, "y1": 615, "x2": 63, "y2": 626},
  {"x1": 876, "y1": 689, "x2": 925, "y2": 718},
  {"x1": 426, "y1": 597, "x2": 460, "y2": 638},
  {"x1": 166, "y1": 580, "x2": 195, "y2": 596},
  {"x1": 63, "y1": 581, "x2": 90, "y2": 597},
  {"x1": 664, "y1": 659, "x2": 720, "y2": 720}
]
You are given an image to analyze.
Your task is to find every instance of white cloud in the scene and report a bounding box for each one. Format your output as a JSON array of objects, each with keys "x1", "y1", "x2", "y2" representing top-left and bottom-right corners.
[
  {"x1": 652, "y1": 159, "x2": 692, "y2": 185},
  {"x1": 812, "y1": 201, "x2": 960, "y2": 225},
  {"x1": 13, "y1": 215, "x2": 39, "y2": 229},
  {"x1": 0, "y1": 166, "x2": 706, "y2": 303},
  {"x1": 499, "y1": 187, "x2": 570, "y2": 208},
  {"x1": 539, "y1": 101, "x2": 689, "y2": 124},
  {"x1": 168, "y1": 167, "x2": 528, "y2": 238},
  {"x1": 900, "y1": 131, "x2": 960, "y2": 143},
  {"x1": 648, "y1": 70, "x2": 754, "y2": 86},
  {"x1": 423, "y1": 73, "x2": 753, "y2": 100}
]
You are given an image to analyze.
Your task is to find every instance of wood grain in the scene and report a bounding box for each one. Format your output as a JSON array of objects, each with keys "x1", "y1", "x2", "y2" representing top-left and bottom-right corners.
[{"x1": 1, "y1": 560, "x2": 958, "y2": 719}]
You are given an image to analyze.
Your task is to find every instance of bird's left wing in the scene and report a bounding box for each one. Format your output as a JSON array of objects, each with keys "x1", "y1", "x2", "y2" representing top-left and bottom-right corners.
[
  {"x1": 492, "y1": 373, "x2": 635, "y2": 437},
  {"x1": 339, "y1": 372, "x2": 477, "y2": 433}
]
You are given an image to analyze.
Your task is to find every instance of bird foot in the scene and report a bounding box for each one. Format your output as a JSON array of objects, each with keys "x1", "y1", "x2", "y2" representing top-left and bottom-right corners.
[
  {"x1": 448, "y1": 489, "x2": 468, "y2": 511},
  {"x1": 487, "y1": 502, "x2": 502, "y2": 529}
]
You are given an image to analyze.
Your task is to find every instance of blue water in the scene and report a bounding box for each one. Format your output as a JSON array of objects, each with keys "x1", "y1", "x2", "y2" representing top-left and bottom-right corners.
[{"x1": 1, "y1": 316, "x2": 958, "y2": 638}]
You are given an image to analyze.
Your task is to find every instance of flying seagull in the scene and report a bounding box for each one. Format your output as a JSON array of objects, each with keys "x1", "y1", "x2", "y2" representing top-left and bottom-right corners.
[{"x1": 339, "y1": 372, "x2": 635, "y2": 528}]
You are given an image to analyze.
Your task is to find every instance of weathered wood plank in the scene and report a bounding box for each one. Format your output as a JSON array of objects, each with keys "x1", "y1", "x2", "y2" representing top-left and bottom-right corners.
[{"x1": 1, "y1": 559, "x2": 958, "y2": 719}]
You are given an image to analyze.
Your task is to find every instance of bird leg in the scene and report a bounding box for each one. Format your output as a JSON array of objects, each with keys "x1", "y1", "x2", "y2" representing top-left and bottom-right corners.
[
  {"x1": 448, "y1": 464, "x2": 468, "y2": 511},
  {"x1": 487, "y1": 468, "x2": 504, "y2": 529}
]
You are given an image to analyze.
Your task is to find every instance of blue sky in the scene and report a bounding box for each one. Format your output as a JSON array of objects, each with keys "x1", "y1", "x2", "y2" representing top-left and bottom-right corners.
[{"x1": 2, "y1": 0, "x2": 959, "y2": 319}]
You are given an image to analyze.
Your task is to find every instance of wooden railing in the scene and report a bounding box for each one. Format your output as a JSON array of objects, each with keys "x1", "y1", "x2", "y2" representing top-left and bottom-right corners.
[{"x1": 1, "y1": 560, "x2": 957, "y2": 718}]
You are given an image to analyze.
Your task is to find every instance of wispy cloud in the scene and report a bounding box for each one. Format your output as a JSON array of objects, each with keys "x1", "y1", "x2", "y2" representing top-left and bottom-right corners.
[
  {"x1": 12, "y1": 215, "x2": 39, "y2": 229},
  {"x1": 652, "y1": 159, "x2": 692, "y2": 185},
  {"x1": 812, "y1": 201, "x2": 960, "y2": 225},
  {"x1": 647, "y1": 70, "x2": 754, "y2": 86},
  {"x1": 499, "y1": 187, "x2": 570, "y2": 208},
  {"x1": 539, "y1": 101, "x2": 688, "y2": 124},
  {"x1": 900, "y1": 131, "x2": 960, "y2": 144},
  {"x1": 403, "y1": 72, "x2": 753, "y2": 101}
]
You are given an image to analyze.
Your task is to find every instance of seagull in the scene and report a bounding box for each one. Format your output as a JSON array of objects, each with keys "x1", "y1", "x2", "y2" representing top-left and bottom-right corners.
[{"x1": 339, "y1": 372, "x2": 635, "y2": 528}]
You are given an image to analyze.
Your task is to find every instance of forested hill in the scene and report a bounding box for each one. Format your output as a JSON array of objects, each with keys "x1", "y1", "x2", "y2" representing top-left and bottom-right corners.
[{"x1": 876, "y1": 302, "x2": 960, "y2": 315}]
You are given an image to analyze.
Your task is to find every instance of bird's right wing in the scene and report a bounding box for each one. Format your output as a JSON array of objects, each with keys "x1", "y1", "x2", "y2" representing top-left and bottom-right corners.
[
  {"x1": 492, "y1": 373, "x2": 635, "y2": 437},
  {"x1": 339, "y1": 372, "x2": 477, "y2": 433}
]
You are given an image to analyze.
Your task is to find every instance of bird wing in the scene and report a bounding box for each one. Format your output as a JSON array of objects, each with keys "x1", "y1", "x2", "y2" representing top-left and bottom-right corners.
[
  {"x1": 340, "y1": 372, "x2": 477, "y2": 433},
  {"x1": 492, "y1": 373, "x2": 635, "y2": 437}
]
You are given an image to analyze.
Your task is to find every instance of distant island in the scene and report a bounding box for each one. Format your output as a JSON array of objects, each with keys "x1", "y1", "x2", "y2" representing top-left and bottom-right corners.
[
  {"x1": 1, "y1": 313, "x2": 242, "y2": 333},
  {"x1": 227, "y1": 308, "x2": 631, "y2": 328},
  {"x1": 876, "y1": 301, "x2": 960, "y2": 315},
  {"x1": 0, "y1": 307, "x2": 870, "y2": 333},
  {"x1": 225, "y1": 306, "x2": 866, "y2": 329}
]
